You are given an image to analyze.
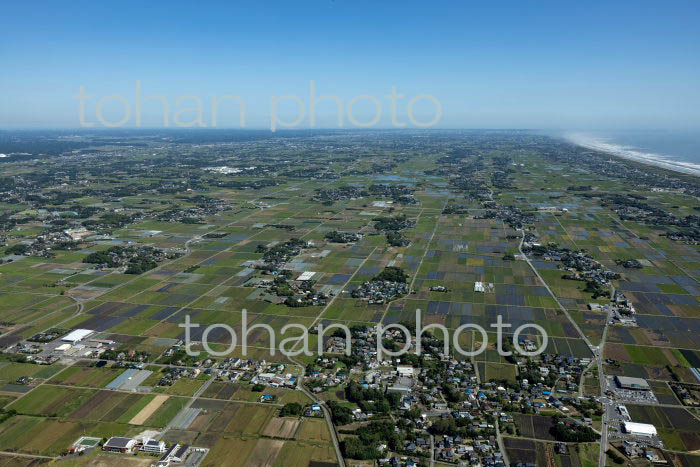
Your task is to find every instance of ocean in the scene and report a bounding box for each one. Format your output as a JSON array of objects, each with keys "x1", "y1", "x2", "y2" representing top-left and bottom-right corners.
[{"x1": 562, "y1": 130, "x2": 700, "y2": 176}]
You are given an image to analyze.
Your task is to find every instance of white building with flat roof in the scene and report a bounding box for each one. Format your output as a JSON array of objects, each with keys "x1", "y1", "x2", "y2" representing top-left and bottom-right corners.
[
  {"x1": 62, "y1": 329, "x2": 94, "y2": 343},
  {"x1": 142, "y1": 439, "x2": 166, "y2": 453},
  {"x1": 55, "y1": 343, "x2": 72, "y2": 352},
  {"x1": 623, "y1": 422, "x2": 657, "y2": 437}
]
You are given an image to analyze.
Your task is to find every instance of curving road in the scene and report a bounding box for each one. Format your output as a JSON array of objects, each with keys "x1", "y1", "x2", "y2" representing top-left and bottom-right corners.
[{"x1": 288, "y1": 356, "x2": 345, "y2": 467}]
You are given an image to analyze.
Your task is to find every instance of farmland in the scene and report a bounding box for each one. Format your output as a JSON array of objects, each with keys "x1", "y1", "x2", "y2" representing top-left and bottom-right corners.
[
  {"x1": 626, "y1": 405, "x2": 700, "y2": 451},
  {"x1": 512, "y1": 414, "x2": 557, "y2": 441},
  {"x1": 0, "y1": 130, "x2": 698, "y2": 466}
]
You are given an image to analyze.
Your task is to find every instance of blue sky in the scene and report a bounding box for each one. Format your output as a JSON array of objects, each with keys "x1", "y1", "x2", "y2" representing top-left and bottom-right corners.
[{"x1": 1, "y1": 1, "x2": 699, "y2": 129}]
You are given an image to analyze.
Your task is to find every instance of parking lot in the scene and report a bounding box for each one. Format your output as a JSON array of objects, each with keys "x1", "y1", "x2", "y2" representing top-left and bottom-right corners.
[
  {"x1": 604, "y1": 376, "x2": 658, "y2": 404},
  {"x1": 605, "y1": 403, "x2": 665, "y2": 449}
]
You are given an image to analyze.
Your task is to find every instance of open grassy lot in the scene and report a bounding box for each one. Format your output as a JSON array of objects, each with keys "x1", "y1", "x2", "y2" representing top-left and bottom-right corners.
[
  {"x1": 480, "y1": 361, "x2": 518, "y2": 383},
  {"x1": 0, "y1": 361, "x2": 64, "y2": 386},
  {"x1": 297, "y1": 417, "x2": 333, "y2": 443}
]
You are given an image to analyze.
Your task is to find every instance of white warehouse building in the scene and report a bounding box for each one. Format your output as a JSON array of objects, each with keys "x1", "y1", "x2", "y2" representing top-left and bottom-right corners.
[
  {"x1": 623, "y1": 421, "x2": 657, "y2": 437},
  {"x1": 61, "y1": 329, "x2": 94, "y2": 343}
]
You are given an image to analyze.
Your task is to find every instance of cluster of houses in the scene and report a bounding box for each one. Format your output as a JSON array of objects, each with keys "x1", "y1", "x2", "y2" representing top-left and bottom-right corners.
[
  {"x1": 158, "y1": 366, "x2": 204, "y2": 386},
  {"x1": 621, "y1": 442, "x2": 661, "y2": 462},
  {"x1": 307, "y1": 364, "x2": 349, "y2": 393},
  {"x1": 670, "y1": 382, "x2": 700, "y2": 406},
  {"x1": 241, "y1": 269, "x2": 332, "y2": 307},
  {"x1": 524, "y1": 241, "x2": 619, "y2": 286},
  {"x1": 302, "y1": 324, "x2": 605, "y2": 464},
  {"x1": 251, "y1": 367, "x2": 298, "y2": 388},
  {"x1": 155, "y1": 356, "x2": 298, "y2": 389},
  {"x1": 312, "y1": 185, "x2": 365, "y2": 203},
  {"x1": 12, "y1": 316, "x2": 609, "y2": 467},
  {"x1": 324, "y1": 230, "x2": 364, "y2": 243},
  {"x1": 155, "y1": 197, "x2": 234, "y2": 224},
  {"x1": 367, "y1": 183, "x2": 417, "y2": 205},
  {"x1": 351, "y1": 279, "x2": 408, "y2": 303},
  {"x1": 477, "y1": 203, "x2": 534, "y2": 230},
  {"x1": 13, "y1": 230, "x2": 84, "y2": 258},
  {"x1": 233, "y1": 239, "x2": 345, "y2": 308},
  {"x1": 437, "y1": 436, "x2": 505, "y2": 466},
  {"x1": 323, "y1": 336, "x2": 349, "y2": 354},
  {"x1": 83, "y1": 243, "x2": 178, "y2": 271},
  {"x1": 311, "y1": 182, "x2": 418, "y2": 205}
]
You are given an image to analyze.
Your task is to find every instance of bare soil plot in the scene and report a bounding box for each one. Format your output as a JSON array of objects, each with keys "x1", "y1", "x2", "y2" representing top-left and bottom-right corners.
[
  {"x1": 187, "y1": 410, "x2": 218, "y2": 432},
  {"x1": 129, "y1": 394, "x2": 168, "y2": 425},
  {"x1": 603, "y1": 343, "x2": 631, "y2": 361}
]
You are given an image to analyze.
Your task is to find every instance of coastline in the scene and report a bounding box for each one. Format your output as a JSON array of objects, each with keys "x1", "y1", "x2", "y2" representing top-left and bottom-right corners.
[{"x1": 563, "y1": 132, "x2": 700, "y2": 177}]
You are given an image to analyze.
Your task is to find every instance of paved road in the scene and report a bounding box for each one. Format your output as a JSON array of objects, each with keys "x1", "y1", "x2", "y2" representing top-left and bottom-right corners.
[
  {"x1": 518, "y1": 232, "x2": 595, "y2": 350},
  {"x1": 289, "y1": 356, "x2": 345, "y2": 467},
  {"x1": 279, "y1": 247, "x2": 380, "y2": 467},
  {"x1": 518, "y1": 231, "x2": 610, "y2": 466},
  {"x1": 596, "y1": 292, "x2": 616, "y2": 467},
  {"x1": 495, "y1": 418, "x2": 511, "y2": 467}
]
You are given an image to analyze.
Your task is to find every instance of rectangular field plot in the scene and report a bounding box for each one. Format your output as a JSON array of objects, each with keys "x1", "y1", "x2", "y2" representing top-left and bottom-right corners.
[
  {"x1": 512, "y1": 414, "x2": 557, "y2": 441},
  {"x1": 48, "y1": 363, "x2": 126, "y2": 388},
  {"x1": 261, "y1": 417, "x2": 300, "y2": 439}
]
